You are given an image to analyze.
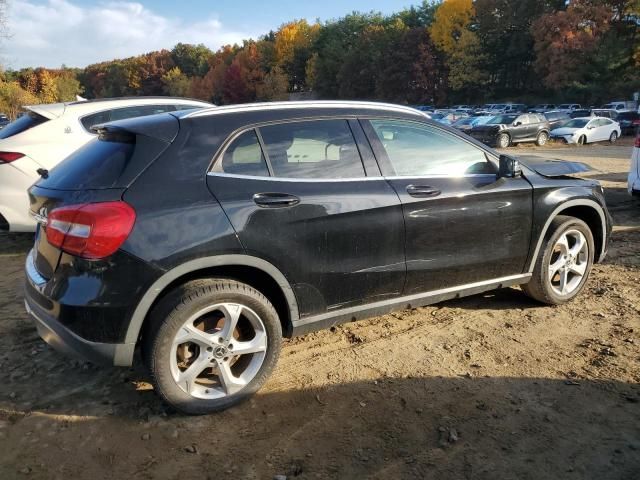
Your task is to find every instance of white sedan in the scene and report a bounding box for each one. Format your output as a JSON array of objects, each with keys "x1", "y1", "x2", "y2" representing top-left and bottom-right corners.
[{"x1": 550, "y1": 117, "x2": 621, "y2": 145}]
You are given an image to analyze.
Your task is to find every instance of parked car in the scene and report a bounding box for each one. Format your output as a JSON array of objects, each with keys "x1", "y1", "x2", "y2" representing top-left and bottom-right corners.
[
  {"x1": 24, "y1": 100, "x2": 611, "y2": 414},
  {"x1": 591, "y1": 109, "x2": 619, "y2": 120},
  {"x1": 0, "y1": 97, "x2": 213, "y2": 232},
  {"x1": 550, "y1": 117, "x2": 621, "y2": 145},
  {"x1": 602, "y1": 101, "x2": 637, "y2": 112},
  {"x1": 557, "y1": 104, "x2": 582, "y2": 112},
  {"x1": 628, "y1": 132, "x2": 640, "y2": 196},
  {"x1": 451, "y1": 115, "x2": 493, "y2": 132},
  {"x1": 503, "y1": 104, "x2": 527, "y2": 113},
  {"x1": 469, "y1": 113, "x2": 551, "y2": 148},
  {"x1": 530, "y1": 104, "x2": 556, "y2": 113},
  {"x1": 569, "y1": 109, "x2": 592, "y2": 119},
  {"x1": 615, "y1": 111, "x2": 640, "y2": 135},
  {"x1": 544, "y1": 111, "x2": 571, "y2": 130}
]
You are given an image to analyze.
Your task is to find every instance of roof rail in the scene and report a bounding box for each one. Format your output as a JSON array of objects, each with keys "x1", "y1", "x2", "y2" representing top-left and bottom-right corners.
[{"x1": 183, "y1": 100, "x2": 428, "y2": 119}]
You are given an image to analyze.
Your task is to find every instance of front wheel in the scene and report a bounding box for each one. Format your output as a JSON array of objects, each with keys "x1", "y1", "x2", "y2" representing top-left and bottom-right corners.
[
  {"x1": 577, "y1": 135, "x2": 587, "y2": 146},
  {"x1": 535, "y1": 131, "x2": 549, "y2": 146},
  {"x1": 523, "y1": 215, "x2": 594, "y2": 305},
  {"x1": 497, "y1": 133, "x2": 510, "y2": 148},
  {"x1": 143, "y1": 279, "x2": 282, "y2": 414},
  {"x1": 609, "y1": 131, "x2": 618, "y2": 143}
]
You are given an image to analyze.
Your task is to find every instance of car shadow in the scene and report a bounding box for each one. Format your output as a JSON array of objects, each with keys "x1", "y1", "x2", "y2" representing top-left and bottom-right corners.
[
  {"x1": 0, "y1": 367, "x2": 637, "y2": 479},
  {"x1": 0, "y1": 232, "x2": 34, "y2": 255}
]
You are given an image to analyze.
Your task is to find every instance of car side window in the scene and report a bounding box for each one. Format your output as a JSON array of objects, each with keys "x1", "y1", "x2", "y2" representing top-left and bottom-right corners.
[
  {"x1": 80, "y1": 111, "x2": 111, "y2": 131},
  {"x1": 515, "y1": 115, "x2": 529, "y2": 125},
  {"x1": 109, "y1": 105, "x2": 174, "y2": 121},
  {"x1": 217, "y1": 129, "x2": 270, "y2": 177},
  {"x1": 369, "y1": 119, "x2": 496, "y2": 176},
  {"x1": 258, "y1": 120, "x2": 366, "y2": 179}
]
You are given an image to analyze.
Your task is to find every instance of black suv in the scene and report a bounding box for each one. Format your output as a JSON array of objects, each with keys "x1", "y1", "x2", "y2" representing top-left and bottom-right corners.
[
  {"x1": 469, "y1": 113, "x2": 551, "y2": 148},
  {"x1": 24, "y1": 102, "x2": 611, "y2": 414}
]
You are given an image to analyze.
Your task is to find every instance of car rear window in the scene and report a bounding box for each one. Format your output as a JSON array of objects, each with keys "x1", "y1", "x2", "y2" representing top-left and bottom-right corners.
[
  {"x1": 0, "y1": 112, "x2": 48, "y2": 139},
  {"x1": 36, "y1": 133, "x2": 168, "y2": 190}
]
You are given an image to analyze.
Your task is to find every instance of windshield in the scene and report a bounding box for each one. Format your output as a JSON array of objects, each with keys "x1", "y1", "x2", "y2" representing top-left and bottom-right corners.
[
  {"x1": 0, "y1": 112, "x2": 48, "y2": 139},
  {"x1": 453, "y1": 118, "x2": 473, "y2": 126},
  {"x1": 558, "y1": 104, "x2": 572, "y2": 109},
  {"x1": 564, "y1": 119, "x2": 589, "y2": 128},
  {"x1": 487, "y1": 115, "x2": 517, "y2": 125},
  {"x1": 430, "y1": 113, "x2": 444, "y2": 120}
]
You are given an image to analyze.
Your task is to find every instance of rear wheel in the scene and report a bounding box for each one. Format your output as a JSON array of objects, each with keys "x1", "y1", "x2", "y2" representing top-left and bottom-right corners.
[
  {"x1": 523, "y1": 216, "x2": 594, "y2": 305},
  {"x1": 497, "y1": 133, "x2": 510, "y2": 148},
  {"x1": 143, "y1": 279, "x2": 282, "y2": 414},
  {"x1": 609, "y1": 131, "x2": 618, "y2": 143},
  {"x1": 535, "y1": 131, "x2": 549, "y2": 146}
]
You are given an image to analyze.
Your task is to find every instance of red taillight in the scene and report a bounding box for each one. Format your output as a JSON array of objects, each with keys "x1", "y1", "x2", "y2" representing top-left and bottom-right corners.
[
  {"x1": 0, "y1": 151, "x2": 25, "y2": 163},
  {"x1": 46, "y1": 201, "x2": 136, "y2": 259}
]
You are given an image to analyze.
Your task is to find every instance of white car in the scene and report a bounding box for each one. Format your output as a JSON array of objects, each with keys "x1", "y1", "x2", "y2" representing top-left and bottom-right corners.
[
  {"x1": 629, "y1": 132, "x2": 640, "y2": 196},
  {"x1": 557, "y1": 103, "x2": 582, "y2": 112},
  {"x1": 550, "y1": 117, "x2": 621, "y2": 145},
  {"x1": 0, "y1": 97, "x2": 213, "y2": 232}
]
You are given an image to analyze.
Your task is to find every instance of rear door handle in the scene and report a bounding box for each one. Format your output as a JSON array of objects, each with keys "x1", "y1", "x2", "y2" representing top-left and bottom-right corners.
[
  {"x1": 406, "y1": 185, "x2": 441, "y2": 198},
  {"x1": 253, "y1": 192, "x2": 300, "y2": 208}
]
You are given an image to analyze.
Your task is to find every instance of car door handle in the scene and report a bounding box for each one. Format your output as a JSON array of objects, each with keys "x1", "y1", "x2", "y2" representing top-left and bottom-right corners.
[
  {"x1": 406, "y1": 185, "x2": 441, "y2": 198},
  {"x1": 253, "y1": 192, "x2": 300, "y2": 208}
]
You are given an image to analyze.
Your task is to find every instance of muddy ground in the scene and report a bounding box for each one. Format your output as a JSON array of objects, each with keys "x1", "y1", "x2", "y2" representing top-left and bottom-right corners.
[{"x1": 0, "y1": 138, "x2": 638, "y2": 479}]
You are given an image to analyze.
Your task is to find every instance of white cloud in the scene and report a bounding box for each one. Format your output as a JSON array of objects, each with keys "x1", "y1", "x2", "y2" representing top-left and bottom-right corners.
[{"x1": 3, "y1": 0, "x2": 254, "y2": 69}]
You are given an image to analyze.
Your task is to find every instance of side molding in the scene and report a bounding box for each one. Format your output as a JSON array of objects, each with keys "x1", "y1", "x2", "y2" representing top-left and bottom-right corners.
[
  {"x1": 527, "y1": 199, "x2": 607, "y2": 272},
  {"x1": 121, "y1": 255, "x2": 299, "y2": 364}
]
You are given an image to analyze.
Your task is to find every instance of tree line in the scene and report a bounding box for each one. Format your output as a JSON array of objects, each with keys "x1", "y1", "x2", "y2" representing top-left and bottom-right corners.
[{"x1": 0, "y1": 0, "x2": 638, "y2": 118}]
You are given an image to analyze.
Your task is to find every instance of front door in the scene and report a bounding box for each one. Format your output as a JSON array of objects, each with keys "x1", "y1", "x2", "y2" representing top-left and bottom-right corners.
[
  {"x1": 207, "y1": 119, "x2": 406, "y2": 318},
  {"x1": 362, "y1": 118, "x2": 533, "y2": 294}
]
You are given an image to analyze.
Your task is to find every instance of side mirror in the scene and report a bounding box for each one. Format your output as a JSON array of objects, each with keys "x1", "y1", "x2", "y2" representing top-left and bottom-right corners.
[
  {"x1": 499, "y1": 154, "x2": 522, "y2": 178},
  {"x1": 513, "y1": 121, "x2": 522, "y2": 127}
]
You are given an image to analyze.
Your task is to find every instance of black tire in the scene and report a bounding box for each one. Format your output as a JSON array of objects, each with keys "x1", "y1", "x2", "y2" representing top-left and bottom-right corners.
[
  {"x1": 535, "y1": 131, "x2": 549, "y2": 146},
  {"x1": 609, "y1": 131, "x2": 618, "y2": 143},
  {"x1": 143, "y1": 279, "x2": 282, "y2": 414},
  {"x1": 497, "y1": 133, "x2": 510, "y2": 148},
  {"x1": 523, "y1": 215, "x2": 594, "y2": 305},
  {"x1": 577, "y1": 135, "x2": 587, "y2": 146}
]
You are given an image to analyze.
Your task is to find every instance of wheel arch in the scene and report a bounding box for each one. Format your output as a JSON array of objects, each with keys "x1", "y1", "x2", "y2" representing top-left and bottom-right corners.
[
  {"x1": 527, "y1": 199, "x2": 607, "y2": 273},
  {"x1": 121, "y1": 255, "x2": 299, "y2": 364}
]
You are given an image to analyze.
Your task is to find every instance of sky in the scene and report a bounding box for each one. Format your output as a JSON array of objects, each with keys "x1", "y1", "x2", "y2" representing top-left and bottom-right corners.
[{"x1": 4, "y1": 0, "x2": 409, "y2": 69}]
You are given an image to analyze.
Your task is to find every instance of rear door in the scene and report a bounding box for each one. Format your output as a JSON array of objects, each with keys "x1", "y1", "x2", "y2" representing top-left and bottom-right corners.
[
  {"x1": 207, "y1": 119, "x2": 406, "y2": 318},
  {"x1": 362, "y1": 118, "x2": 533, "y2": 294}
]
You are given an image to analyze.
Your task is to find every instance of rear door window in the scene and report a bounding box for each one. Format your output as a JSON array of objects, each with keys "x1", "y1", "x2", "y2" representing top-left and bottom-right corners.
[
  {"x1": 259, "y1": 120, "x2": 366, "y2": 179},
  {"x1": 217, "y1": 130, "x2": 270, "y2": 177},
  {"x1": 0, "y1": 112, "x2": 48, "y2": 139}
]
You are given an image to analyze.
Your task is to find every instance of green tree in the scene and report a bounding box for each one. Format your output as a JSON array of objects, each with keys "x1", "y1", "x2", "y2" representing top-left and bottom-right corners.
[
  {"x1": 161, "y1": 67, "x2": 191, "y2": 97},
  {"x1": 171, "y1": 43, "x2": 213, "y2": 77}
]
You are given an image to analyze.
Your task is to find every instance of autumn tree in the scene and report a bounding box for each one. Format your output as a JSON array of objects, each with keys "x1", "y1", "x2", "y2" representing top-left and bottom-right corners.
[
  {"x1": 0, "y1": 81, "x2": 39, "y2": 119},
  {"x1": 430, "y1": 0, "x2": 488, "y2": 98},
  {"x1": 162, "y1": 67, "x2": 191, "y2": 97},
  {"x1": 274, "y1": 20, "x2": 320, "y2": 91}
]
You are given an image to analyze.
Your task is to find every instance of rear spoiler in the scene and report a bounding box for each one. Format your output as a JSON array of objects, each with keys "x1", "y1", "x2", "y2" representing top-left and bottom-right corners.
[{"x1": 90, "y1": 112, "x2": 179, "y2": 143}]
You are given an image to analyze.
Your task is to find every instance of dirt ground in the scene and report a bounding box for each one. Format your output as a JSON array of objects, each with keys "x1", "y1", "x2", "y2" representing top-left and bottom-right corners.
[{"x1": 0, "y1": 138, "x2": 639, "y2": 479}]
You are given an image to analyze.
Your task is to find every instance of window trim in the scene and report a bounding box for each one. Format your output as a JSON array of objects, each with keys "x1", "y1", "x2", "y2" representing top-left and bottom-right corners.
[
  {"x1": 209, "y1": 116, "x2": 372, "y2": 181},
  {"x1": 360, "y1": 117, "x2": 499, "y2": 178}
]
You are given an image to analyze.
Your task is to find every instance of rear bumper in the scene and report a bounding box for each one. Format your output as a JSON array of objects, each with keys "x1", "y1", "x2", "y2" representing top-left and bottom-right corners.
[
  {"x1": 25, "y1": 297, "x2": 134, "y2": 366},
  {"x1": 23, "y1": 249, "x2": 150, "y2": 366}
]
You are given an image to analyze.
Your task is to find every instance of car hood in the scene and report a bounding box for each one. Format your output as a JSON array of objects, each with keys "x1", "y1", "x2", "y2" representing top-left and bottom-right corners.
[
  {"x1": 551, "y1": 127, "x2": 580, "y2": 136},
  {"x1": 517, "y1": 156, "x2": 593, "y2": 178}
]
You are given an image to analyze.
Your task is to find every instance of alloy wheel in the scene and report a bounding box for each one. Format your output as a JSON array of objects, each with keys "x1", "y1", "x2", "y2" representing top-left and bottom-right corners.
[
  {"x1": 609, "y1": 131, "x2": 618, "y2": 143},
  {"x1": 170, "y1": 303, "x2": 268, "y2": 399},
  {"x1": 547, "y1": 229, "x2": 589, "y2": 296}
]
